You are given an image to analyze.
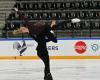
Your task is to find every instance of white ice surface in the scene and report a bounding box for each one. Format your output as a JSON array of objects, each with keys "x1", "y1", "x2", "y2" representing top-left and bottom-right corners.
[{"x1": 0, "y1": 60, "x2": 100, "y2": 80}]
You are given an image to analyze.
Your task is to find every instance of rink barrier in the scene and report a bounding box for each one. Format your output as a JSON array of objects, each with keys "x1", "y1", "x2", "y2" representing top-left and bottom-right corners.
[
  {"x1": 1, "y1": 56, "x2": 100, "y2": 60},
  {"x1": 0, "y1": 38, "x2": 100, "y2": 60}
]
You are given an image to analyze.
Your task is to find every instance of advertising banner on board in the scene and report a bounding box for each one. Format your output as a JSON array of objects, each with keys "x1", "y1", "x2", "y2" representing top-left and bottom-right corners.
[{"x1": 0, "y1": 39, "x2": 100, "y2": 56}]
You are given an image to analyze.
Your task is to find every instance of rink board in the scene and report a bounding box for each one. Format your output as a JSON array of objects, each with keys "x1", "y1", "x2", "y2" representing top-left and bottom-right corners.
[{"x1": 0, "y1": 38, "x2": 100, "y2": 59}]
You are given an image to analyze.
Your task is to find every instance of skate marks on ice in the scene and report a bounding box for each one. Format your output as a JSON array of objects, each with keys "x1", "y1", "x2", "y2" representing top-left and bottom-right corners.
[
  {"x1": 0, "y1": 60, "x2": 44, "y2": 80},
  {"x1": 0, "y1": 60, "x2": 100, "y2": 80},
  {"x1": 51, "y1": 60, "x2": 100, "y2": 80}
]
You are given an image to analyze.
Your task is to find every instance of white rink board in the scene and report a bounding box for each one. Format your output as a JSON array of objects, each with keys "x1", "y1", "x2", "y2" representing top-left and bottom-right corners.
[{"x1": 0, "y1": 39, "x2": 100, "y2": 56}]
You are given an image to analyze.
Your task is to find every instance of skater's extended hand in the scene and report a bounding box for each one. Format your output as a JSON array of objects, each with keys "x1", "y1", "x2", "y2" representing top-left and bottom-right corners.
[{"x1": 50, "y1": 20, "x2": 56, "y2": 28}]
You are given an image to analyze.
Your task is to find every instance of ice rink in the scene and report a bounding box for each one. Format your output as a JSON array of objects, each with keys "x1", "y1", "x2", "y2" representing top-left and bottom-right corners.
[{"x1": 0, "y1": 59, "x2": 100, "y2": 80}]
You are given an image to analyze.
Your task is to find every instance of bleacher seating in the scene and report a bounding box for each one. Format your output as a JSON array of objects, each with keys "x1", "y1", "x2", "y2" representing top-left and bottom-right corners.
[{"x1": 1, "y1": 0, "x2": 100, "y2": 38}]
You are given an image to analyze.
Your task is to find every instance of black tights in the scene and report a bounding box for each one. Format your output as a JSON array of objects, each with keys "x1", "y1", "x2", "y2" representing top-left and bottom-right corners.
[{"x1": 37, "y1": 48, "x2": 50, "y2": 76}]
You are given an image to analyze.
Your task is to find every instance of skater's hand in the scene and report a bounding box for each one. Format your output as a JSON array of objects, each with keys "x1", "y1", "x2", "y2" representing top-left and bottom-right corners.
[
  {"x1": 51, "y1": 20, "x2": 56, "y2": 28},
  {"x1": 14, "y1": 7, "x2": 18, "y2": 12}
]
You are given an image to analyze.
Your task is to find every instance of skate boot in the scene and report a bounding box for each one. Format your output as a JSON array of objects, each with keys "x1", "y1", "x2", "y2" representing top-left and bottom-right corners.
[{"x1": 44, "y1": 73, "x2": 53, "y2": 80}]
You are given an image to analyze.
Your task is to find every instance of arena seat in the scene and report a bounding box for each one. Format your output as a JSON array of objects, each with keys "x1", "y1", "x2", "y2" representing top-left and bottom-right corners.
[{"x1": 1, "y1": 0, "x2": 100, "y2": 38}]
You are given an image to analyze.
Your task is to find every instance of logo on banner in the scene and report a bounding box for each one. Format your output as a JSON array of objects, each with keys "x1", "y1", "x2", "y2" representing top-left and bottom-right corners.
[
  {"x1": 91, "y1": 44, "x2": 99, "y2": 52},
  {"x1": 47, "y1": 46, "x2": 58, "y2": 50},
  {"x1": 75, "y1": 41, "x2": 87, "y2": 54},
  {"x1": 13, "y1": 41, "x2": 34, "y2": 56}
]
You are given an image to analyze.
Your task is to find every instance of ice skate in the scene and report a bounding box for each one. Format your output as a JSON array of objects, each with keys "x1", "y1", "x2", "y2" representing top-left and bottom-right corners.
[{"x1": 44, "y1": 73, "x2": 53, "y2": 80}]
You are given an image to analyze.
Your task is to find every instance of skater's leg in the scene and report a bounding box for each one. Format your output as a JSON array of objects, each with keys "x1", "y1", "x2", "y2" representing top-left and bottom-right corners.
[
  {"x1": 37, "y1": 49, "x2": 53, "y2": 80},
  {"x1": 37, "y1": 49, "x2": 50, "y2": 75}
]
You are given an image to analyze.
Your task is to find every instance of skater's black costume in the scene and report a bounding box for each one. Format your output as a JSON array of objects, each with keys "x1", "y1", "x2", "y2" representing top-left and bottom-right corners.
[
  {"x1": 14, "y1": 7, "x2": 78, "y2": 80},
  {"x1": 15, "y1": 9, "x2": 57, "y2": 80}
]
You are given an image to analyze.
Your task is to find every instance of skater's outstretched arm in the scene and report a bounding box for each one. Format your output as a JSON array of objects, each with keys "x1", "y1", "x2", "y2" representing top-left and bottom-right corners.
[{"x1": 14, "y1": 7, "x2": 28, "y2": 23}]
